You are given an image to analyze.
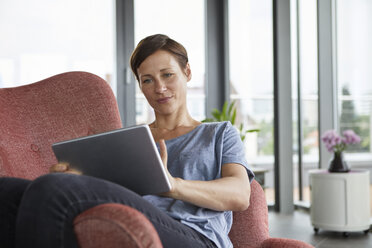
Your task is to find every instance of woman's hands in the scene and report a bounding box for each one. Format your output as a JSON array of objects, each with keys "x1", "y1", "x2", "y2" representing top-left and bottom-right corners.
[
  {"x1": 158, "y1": 139, "x2": 178, "y2": 197},
  {"x1": 49, "y1": 162, "x2": 81, "y2": 175}
]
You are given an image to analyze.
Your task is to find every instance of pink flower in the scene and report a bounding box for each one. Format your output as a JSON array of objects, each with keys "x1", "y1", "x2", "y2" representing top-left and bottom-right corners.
[
  {"x1": 342, "y1": 130, "x2": 361, "y2": 145},
  {"x1": 321, "y1": 130, "x2": 341, "y2": 153},
  {"x1": 321, "y1": 129, "x2": 361, "y2": 154}
]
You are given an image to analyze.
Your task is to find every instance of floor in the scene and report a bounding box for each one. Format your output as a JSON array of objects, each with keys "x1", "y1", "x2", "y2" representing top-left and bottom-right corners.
[{"x1": 268, "y1": 210, "x2": 372, "y2": 248}]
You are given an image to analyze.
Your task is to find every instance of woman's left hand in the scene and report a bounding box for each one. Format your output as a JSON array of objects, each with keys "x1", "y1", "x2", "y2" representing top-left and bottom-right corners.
[
  {"x1": 49, "y1": 162, "x2": 82, "y2": 175},
  {"x1": 158, "y1": 139, "x2": 177, "y2": 196}
]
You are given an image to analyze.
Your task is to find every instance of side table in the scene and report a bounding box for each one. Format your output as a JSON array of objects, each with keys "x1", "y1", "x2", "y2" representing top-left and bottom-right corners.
[
  {"x1": 309, "y1": 169, "x2": 370, "y2": 236},
  {"x1": 251, "y1": 167, "x2": 268, "y2": 189}
]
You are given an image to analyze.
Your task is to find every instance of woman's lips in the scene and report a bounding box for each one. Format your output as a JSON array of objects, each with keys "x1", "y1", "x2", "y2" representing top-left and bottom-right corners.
[{"x1": 157, "y1": 97, "x2": 172, "y2": 104}]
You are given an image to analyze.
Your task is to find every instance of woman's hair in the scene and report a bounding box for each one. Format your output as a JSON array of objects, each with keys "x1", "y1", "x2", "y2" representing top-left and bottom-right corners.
[{"x1": 130, "y1": 34, "x2": 189, "y2": 82}]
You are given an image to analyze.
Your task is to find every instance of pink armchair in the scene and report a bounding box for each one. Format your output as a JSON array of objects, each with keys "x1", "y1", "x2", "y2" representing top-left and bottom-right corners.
[{"x1": 0, "y1": 72, "x2": 314, "y2": 248}]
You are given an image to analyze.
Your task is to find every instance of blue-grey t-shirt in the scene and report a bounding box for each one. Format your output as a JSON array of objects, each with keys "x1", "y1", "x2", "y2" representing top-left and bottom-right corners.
[{"x1": 143, "y1": 121, "x2": 254, "y2": 248}]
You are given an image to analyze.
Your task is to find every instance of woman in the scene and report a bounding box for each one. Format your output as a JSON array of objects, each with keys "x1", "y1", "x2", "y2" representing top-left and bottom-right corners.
[{"x1": 1, "y1": 34, "x2": 254, "y2": 248}]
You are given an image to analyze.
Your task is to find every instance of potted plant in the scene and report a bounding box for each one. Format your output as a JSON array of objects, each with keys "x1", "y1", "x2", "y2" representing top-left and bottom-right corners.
[{"x1": 202, "y1": 100, "x2": 259, "y2": 141}]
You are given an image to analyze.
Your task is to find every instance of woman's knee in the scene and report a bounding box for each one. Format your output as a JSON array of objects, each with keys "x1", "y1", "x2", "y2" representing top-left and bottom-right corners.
[
  {"x1": 29, "y1": 173, "x2": 69, "y2": 189},
  {"x1": 21, "y1": 173, "x2": 80, "y2": 203}
]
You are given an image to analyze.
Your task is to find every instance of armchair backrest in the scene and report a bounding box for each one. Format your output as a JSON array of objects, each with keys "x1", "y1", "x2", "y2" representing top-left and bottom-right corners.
[
  {"x1": 0, "y1": 72, "x2": 122, "y2": 179},
  {"x1": 229, "y1": 179, "x2": 270, "y2": 247}
]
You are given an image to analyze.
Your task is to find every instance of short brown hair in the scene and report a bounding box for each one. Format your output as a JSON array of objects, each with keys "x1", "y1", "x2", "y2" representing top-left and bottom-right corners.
[{"x1": 130, "y1": 34, "x2": 189, "y2": 82}]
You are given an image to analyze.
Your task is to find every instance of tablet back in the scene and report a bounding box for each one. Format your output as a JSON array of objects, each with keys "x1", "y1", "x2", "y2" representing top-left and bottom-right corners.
[{"x1": 52, "y1": 125, "x2": 171, "y2": 195}]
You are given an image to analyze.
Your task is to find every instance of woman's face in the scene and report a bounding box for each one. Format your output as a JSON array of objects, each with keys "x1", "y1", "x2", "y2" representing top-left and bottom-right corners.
[{"x1": 137, "y1": 50, "x2": 191, "y2": 116}]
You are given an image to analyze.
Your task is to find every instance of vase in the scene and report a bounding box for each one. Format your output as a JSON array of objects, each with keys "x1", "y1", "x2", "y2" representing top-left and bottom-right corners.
[{"x1": 328, "y1": 152, "x2": 350, "y2": 173}]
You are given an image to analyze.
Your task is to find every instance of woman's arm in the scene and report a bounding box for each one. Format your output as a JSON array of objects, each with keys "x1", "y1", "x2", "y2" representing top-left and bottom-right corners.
[{"x1": 158, "y1": 140, "x2": 251, "y2": 212}]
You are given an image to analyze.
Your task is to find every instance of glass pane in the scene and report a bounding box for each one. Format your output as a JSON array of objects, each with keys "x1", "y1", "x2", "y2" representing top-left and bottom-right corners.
[
  {"x1": 291, "y1": 0, "x2": 318, "y2": 205},
  {"x1": 336, "y1": 0, "x2": 372, "y2": 216},
  {"x1": 0, "y1": 0, "x2": 115, "y2": 91},
  {"x1": 229, "y1": 0, "x2": 274, "y2": 205},
  {"x1": 134, "y1": 0, "x2": 205, "y2": 124}
]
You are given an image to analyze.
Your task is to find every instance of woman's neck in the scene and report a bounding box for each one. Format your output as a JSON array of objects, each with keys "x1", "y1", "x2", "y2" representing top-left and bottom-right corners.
[
  {"x1": 151, "y1": 113, "x2": 198, "y2": 130},
  {"x1": 150, "y1": 111, "x2": 201, "y2": 141}
]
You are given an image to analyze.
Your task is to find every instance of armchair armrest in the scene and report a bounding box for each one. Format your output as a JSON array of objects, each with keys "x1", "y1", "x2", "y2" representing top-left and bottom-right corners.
[
  {"x1": 261, "y1": 237, "x2": 314, "y2": 248},
  {"x1": 73, "y1": 203, "x2": 163, "y2": 248}
]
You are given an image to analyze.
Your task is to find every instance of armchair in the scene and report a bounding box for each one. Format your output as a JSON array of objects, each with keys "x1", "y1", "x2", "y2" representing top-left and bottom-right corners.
[{"x1": 0, "y1": 72, "x2": 313, "y2": 248}]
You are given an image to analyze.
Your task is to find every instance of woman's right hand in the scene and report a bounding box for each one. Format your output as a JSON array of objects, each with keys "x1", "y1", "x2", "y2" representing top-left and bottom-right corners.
[{"x1": 49, "y1": 162, "x2": 81, "y2": 175}]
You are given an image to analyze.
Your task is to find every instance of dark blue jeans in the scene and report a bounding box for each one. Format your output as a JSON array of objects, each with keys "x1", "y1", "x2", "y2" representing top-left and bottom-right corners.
[
  {"x1": 0, "y1": 177, "x2": 30, "y2": 248},
  {"x1": 0, "y1": 174, "x2": 216, "y2": 248}
]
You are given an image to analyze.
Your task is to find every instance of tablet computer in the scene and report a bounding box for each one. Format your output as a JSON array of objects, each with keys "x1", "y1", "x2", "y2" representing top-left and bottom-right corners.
[{"x1": 52, "y1": 125, "x2": 172, "y2": 195}]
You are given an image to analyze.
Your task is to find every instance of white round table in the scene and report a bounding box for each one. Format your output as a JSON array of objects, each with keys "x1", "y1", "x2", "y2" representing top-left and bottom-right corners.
[{"x1": 309, "y1": 169, "x2": 370, "y2": 236}]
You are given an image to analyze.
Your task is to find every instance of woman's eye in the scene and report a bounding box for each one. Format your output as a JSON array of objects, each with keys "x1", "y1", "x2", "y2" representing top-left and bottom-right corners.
[
  {"x1": 142, "y1": 78, "x2": 152, "y2": 84},
  {"x1": 164, "y1": 73, "x2": 173, "y2": 78}
]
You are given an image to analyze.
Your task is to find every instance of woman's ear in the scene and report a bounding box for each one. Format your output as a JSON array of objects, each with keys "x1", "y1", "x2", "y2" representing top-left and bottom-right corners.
[{"x1": 185, "y1": 63, "x2": 192, "y2": 82}]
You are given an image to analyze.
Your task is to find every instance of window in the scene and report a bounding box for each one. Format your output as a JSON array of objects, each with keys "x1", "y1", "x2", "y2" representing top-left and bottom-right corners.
[
  {"x1": 337, "y1": 0, "x2": 372, "y2": 157},
  {"x1": 0, "y1": 0, "x2": 115, "y2": 91},
  {"x1": 291, "y1": 0, "x2": 318, "y2": 206},
  {"x1": 336, "y1": 0, "x2": 372, "y2": 216},
  {"x1": 133, "y1": 0, "x2": 205, "y2": 124},
  {"x1": 228, "y1": 0, "x2": 274, "y2": 204}
]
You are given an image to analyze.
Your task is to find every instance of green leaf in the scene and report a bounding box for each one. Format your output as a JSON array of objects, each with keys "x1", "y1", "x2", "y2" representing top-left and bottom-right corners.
[
  {"x1": 201, "y1": 118, "x2": 214, "y2": 123},
  {"x1": 220, "y1": 102, "x2": 227, "y2": 121},
  {"x1": 231, "y1": 108, "x2": 237, "y2": 125},
  {"x1": 228, "y1": 101, "x2": 235, "y2": 117},
  {"x1": 246, "y1": 129, "x2": 260, "y2": 133},
  {"x1": 239, "y1": 123, "x2": 243, "y2": 132},
  {"x1": 212, "y1": 109, "x2": 221, "y2": 121}
]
